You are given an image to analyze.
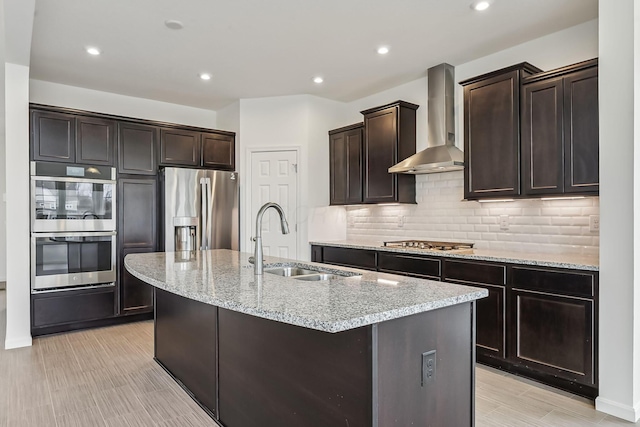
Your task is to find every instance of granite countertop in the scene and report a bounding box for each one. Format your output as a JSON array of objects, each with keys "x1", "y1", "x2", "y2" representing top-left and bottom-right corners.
[
  {"x1": 125, "y1": 249, "x2": 487, "y2": 333},
  {"x1": 309, "y1": 240, "x2": 599, "y2": 271}
]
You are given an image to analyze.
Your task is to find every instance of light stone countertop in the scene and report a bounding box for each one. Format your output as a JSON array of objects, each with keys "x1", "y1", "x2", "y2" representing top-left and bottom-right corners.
[
  {"x1": 310, "y1": 240, "x2": 599, "y2": 272},
  {"x1": 124, "y1": 249, "x2": 487, "y2": 333}
]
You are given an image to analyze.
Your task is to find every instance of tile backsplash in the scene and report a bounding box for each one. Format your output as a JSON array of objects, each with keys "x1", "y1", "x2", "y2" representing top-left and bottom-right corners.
[{"x1": 346, "y1": 171, "x2": 599, "y2": 256}]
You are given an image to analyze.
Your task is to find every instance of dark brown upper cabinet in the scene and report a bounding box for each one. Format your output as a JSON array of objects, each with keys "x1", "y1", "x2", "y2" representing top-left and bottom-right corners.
[
  {"x1": 361, "y1": 101, "x2": 417, "y2": 204},
  {"x1": 522, "y1": 59, "x2": 599, "y2": 196},
  {"x1": 160, "y1": 129, "x2": 236, "y2": 171},
  {"x1": 160, "y1": 128, "x2": 200, "y2": 167},
  {"x1": 202, "y1": 132, "x2": 235, "y2": 171},
  {"x1": 76, "y1": 116, "x2": 116, "y2": 166},
  {"x1": 460, "y1": 63, "x2": 542, "y2": 200},
  {"x1": 31, "y1": 110, "x2": 76, "y2": 163},
  {"x1": 118, "y1": 122, "x2": 159, "y2": 176},
  {"x1": 31, "y1": 110, "x2": 116, "y2": 166},
  {"x1": 329, "y1": 123, "x2": 363, "y2": 205}
]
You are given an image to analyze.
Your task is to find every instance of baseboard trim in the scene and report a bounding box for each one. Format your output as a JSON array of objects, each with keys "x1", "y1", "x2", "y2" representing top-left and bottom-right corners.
[
  {"x1": 4, "y1": 335, "x2": 33, "y2": 350},
  {"x1": 595, "y1": 396, "x2": 640, "y2": 422}
]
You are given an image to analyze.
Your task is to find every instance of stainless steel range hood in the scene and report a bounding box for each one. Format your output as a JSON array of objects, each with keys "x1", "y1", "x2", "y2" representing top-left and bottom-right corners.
[{"x1": 389, "y1": 63, "x2": 464, "y2": 174}]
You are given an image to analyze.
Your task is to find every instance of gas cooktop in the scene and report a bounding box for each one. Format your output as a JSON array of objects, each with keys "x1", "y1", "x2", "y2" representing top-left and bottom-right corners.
[{"x1": 383, "y1": 240, "x2": 475, "y2": 253}]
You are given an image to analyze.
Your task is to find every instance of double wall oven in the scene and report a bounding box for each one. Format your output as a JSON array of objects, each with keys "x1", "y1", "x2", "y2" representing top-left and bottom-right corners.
[{"x1": 30, "y1": 162, "x2": 117, "y2": 293}]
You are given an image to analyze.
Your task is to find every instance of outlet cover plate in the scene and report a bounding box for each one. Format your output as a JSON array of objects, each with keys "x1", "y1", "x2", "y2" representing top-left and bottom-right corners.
[
  {"x1": 499, "y1": 215, "x2": 509, "y2": 231},
  {"x1": 589, "y1": 215, "x2": 600, "y2": 232},
  {"x1": 421, "y1": 350, "x2": 436, "y2": 386}
]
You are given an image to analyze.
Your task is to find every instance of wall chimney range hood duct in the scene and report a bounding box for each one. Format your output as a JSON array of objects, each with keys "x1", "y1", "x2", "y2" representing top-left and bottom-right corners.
[{"x1": 389, "y1": 63, "x2": 465, "y2": 174}]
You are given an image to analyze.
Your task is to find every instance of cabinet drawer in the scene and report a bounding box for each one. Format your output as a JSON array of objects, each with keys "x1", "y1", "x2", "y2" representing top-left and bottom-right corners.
[
  {"x1": 322, "y1": 246, "x2": 376, "y2": 270},
  {"x1": 32, "y1": 287, "x2": 116, "y2": 327},
  {"x1": 378, "y1": 252, "x2": 440, "y2": 279},
  {"x1": 443, "y1": 260, "x2": 506, "y2": 285},
  {"x1": 511, "y1": 267, "x2": 595, "y2": 298}
]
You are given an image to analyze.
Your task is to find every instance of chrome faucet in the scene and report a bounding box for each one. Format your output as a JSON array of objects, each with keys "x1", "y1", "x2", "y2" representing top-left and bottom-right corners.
[{"x1": 252, "y1": 202, "x2": 290, "y2": 275}]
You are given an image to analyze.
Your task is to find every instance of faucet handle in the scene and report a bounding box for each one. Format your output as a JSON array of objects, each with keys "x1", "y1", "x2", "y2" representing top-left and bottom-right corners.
[
  {"x1": 251, "y1": 236, "x2": 256, "y2": 242},
  {"x1": 248, "y1": 256, "x2": 255, "y2": 264}
]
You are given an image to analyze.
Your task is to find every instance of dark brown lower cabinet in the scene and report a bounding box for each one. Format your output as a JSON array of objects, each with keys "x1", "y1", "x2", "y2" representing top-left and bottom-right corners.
[
  {"x1": 310, "y1": 244, "x2": 598, "y2": 398},
  {"x1": 156, "y1": 286, "x2": 475, "y2": 427},
  {"x1": 118, "y1": 178, "x2": 158, "y2": 315}
]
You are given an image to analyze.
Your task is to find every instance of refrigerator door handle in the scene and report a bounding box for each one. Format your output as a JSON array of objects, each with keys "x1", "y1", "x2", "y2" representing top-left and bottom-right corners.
[
  {"x1": 200, "y1": 177, "x2": 208, "y2": 250},
  {"x1": 205, "y1": 177, "x2": 212, "y2": 249}
]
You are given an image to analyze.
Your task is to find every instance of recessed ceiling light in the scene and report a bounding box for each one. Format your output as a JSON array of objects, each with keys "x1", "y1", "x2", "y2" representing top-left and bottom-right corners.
[
  {"x1": 199, "y1": 73, "x2": 212, "y2": 81},
  {"x1": 471, "y1": 0, "x2": 491, "y2": 11},
  {"x1": 377, "y1": 46, "x2": 390, "y2": 55},
  {"x1": 86, "y1": 47, "x2": 101, "y2": 56},
  {"x1": 164, "y1": 20, "x2": 184, "y2": 30},
  {"x1": 313, "y1": 76, "x2": 324, "y2": 84}
]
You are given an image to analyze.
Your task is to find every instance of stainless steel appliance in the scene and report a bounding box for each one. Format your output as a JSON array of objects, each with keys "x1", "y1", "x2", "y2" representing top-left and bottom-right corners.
[
  {"x1": 30, "y1": 162, "x2": 117, "y2": 293},
  {"x1": 30, "y1": 162, "x2": 116, "y2": 232},
  {"x1": 383, "y1": 240, "x2": 475, "y2": 253},
  {"x1": 162, "y1": 168, "x2": 239, "y2": 252},
  {"x1": 31, "y1": 231, "x2": 117, "y2": 292}
]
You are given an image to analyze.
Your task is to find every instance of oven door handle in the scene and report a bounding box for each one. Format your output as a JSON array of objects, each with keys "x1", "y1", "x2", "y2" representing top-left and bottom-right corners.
[
  {"x1": 32, "y1": 231, "x2": 117, "y2": 238},
  {"x1": 31, "y1": 176, "x2": 117, "y2": 185}
]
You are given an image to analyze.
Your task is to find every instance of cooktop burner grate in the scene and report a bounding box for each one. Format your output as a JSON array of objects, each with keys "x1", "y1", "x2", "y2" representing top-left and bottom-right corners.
[{"x1": 383, "y1": 240, "x2": 475, "y2": 251}]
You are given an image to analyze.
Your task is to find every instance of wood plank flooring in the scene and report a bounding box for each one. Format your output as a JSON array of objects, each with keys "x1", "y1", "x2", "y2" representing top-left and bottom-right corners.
[{"x1": 0, "y1": 290, "x2": 637, "y2": 426}]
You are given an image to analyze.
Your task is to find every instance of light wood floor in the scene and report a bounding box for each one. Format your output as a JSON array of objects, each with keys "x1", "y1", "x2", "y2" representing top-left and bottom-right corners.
[{"x1": 0, "y1": 290, "x2": 637, "y2": 426}]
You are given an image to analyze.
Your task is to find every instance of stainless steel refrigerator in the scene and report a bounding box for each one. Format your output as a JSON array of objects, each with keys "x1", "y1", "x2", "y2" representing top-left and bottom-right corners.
[{"x1": 162, "y1": 168, "x2": 239, "y2": 252}]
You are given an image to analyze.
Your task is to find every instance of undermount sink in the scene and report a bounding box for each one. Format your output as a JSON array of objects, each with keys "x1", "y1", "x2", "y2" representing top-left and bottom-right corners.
[
  {"x1": 264, "y1": 265, "x2": 359, "y2": 281},
  {"x1": 264, "y1": 267, "x2": 318, "y2": 277}
]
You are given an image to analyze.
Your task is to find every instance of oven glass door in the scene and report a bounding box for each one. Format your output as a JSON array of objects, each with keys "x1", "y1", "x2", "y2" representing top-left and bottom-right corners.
[
  {"x1": 32, "y1": 232, "x2": 116, "y2": 291},
  {"x1": 31, "y1": 177, "x2": 116, "y2": 232}
]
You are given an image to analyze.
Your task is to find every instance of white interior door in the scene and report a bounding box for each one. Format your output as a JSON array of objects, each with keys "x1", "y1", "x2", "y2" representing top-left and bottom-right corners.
[{"x1": 249, "y1": 150, "x2": 298, "y2": 259}]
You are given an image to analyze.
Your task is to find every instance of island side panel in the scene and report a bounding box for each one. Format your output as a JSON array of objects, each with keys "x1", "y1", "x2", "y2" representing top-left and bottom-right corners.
[
  {"x1": 155, "y1": 288, "x2": 218, "y2": 418},
  {"x1": 376, "y1": 302, "x2": 474, "y2": 426},
  {"x1": 218, "y1": 308, "x2": 372, "y2": 427}
]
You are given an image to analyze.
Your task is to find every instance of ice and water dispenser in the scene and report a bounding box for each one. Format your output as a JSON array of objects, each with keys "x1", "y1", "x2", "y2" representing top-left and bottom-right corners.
[{"x1": 173, "y1": 217, "x2": 197, "y2": 252}]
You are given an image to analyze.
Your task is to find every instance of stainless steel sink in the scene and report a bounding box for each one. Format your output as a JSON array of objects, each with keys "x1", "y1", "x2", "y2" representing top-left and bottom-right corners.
[
  {"x1": 294, "y1": 273, "x2": 337, "y2": 281},
  {"x1": 265, "y1": 267, "x2": 318, "y2": 277},
  {"x1": 264, "y1": 265, "x2": 359, "y2": 281}
]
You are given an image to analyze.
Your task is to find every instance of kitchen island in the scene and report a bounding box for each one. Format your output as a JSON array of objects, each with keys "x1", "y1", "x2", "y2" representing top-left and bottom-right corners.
[{"x1": 125, "y1": 249, "x2": 487, "y2": 427}]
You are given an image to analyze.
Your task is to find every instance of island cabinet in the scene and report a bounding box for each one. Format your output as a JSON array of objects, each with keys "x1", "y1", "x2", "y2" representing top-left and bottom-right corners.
[
  {"x1": 521, "y1": 59, "x2": 599, "y2": 196},
  {"x1": 328, "y1": 123, "x2": 363, "y2": 205},
  {"x1": 460, "y1": 63, "x2": 542, "y2": 200},
  {"x1": 31, "y1": 109, "x2": 116, "y2": 166},
  {"x1": 361, "y1": 101, "x2": 417, "y2": 204},
  {"x1": 153, "y1": 287, "x2": 475, "y2": 427},
  {"x1": 160, "y1": 128, "x2": 236, "y2": 171}
]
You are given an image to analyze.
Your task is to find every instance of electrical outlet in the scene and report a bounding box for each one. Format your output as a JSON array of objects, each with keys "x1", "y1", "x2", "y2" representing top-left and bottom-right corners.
[
  {"x1": 421, "y1": 350, "x2": 436, "y2": 386},
  {"x1": 499, "y1": 215, "x2": 509, "y2": 231},
  {"x1": 347, "y1": 216, "x2": 355, "y2": 227},
  {"x1": 589, "y1": 215, "x2": 600, "y2": 232},
  {"x1": 397, "y1": 215, "x2": 404, "y2": 228}
]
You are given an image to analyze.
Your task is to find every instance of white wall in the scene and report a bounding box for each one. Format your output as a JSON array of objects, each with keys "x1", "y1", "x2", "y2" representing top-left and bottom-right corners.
[
  {"x1": 596, "y1": 0, "x2": 640, "y2": 422},
  {"x1": 29, "y1": 80, "x2": 217, "y2": 128},
  {"x1": 4, "y1": 63, "x2": 32, "y2": 349},
  {"x1": 0, "y1": 0, "x2": 5, "y2": 283},
  {"x1": 237, "y1": 94, "x2": 347, "y2": 258}
]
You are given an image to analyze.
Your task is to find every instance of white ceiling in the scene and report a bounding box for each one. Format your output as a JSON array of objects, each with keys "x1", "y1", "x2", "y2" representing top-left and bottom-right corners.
[{"x1": 29, "y1": 0, "x2": 598, "y2": 110}]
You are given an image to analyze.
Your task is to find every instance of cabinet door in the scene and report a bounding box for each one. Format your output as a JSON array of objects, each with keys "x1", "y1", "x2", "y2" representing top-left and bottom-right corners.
[
  {"x1": 321, "y1": 246, "x2": 377, "y2": 270},
  {"x1": 329, "y1": 131, "x2": 347, "y2": 205},
  {"x1": 160, "y1": 128, "x2": 200, "y2": 167},
  {"x1": 522, "y1": 77, "x2": 564, "y2": 196},
  {"x1": 564, "y1": 67, "x2": 599, "y2": 194},
  {"x1": 443, "y1": 260, "x2": 507, "y2": 360},
  {"x1": 363, "y1": 106, "x2": 398, "y2": 203},
  {"x1": 118, "y1": 178, "x2": 157, "y2": 314},
  {"x1": 31, "y1": 110, "x2": 76, "y2": 163},
  {"x1": 511, "y1": 289, "x2": 594, "y2": 386},
  {"x1": 118, "y1": 123, "x2": 158, "y2": 175},
  {"x1": 345, "y1": 128, "x2": 364, "y2": 204},
  {"x1": 463, "y1": 71, "x2": 521, "y2": 199},
  {"x1": 202, "y1": 132, "x2": 235, "y2": 170},
  {"x1": 76, "y1": 117, "x2": 116, "y2": 166}
]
